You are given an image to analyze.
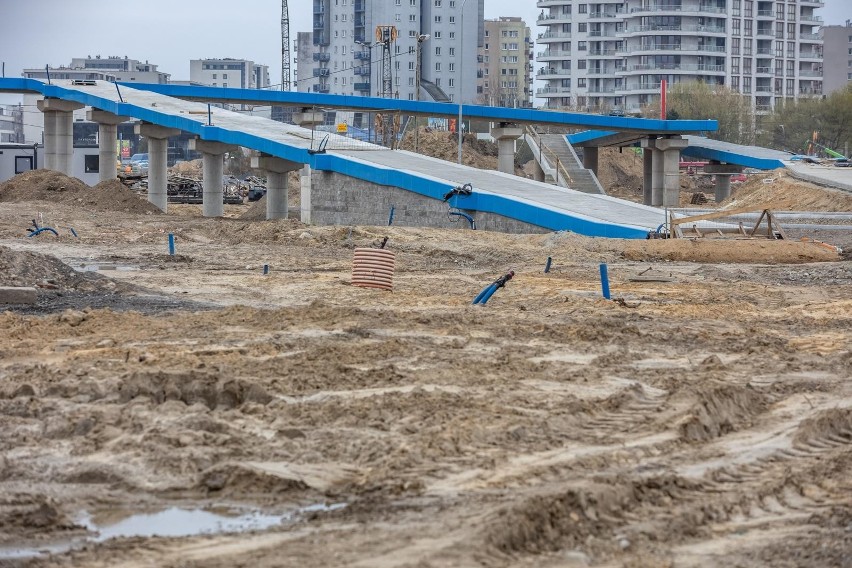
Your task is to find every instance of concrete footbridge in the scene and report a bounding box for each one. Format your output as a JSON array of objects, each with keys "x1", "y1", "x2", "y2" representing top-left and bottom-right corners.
[{"x1": 0, "y1": 78, "x2": 717, "y2": 238}]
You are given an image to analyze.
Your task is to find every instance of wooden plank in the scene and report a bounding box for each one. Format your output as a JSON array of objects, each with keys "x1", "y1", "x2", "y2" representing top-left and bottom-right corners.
[{"x1": 670, "y1": 204, "x2": 777, "y2": 226}]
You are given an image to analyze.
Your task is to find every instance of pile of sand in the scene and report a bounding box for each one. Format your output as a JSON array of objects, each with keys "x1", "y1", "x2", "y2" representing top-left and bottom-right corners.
[
  {"x1": 398, "y1": 128, "x2": 499, "y2": 170},
  {"x1": 726, "y1": 168, "x2": 852, "y2": 212},
  {"x1": 0, "y1": 245, "x2": 119, "y2": 292},
  {"x1": 169, "y1": 159, "x2": 203, "y2": 178},
  {"x1": 0, "y1": 170, "x2": 162, "y2": 215}
]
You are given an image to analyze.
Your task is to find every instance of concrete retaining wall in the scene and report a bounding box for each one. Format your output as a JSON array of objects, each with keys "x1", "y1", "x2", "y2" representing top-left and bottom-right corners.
[{"x1": 309, "y1": 170, "x2": 550, "y2": 234}]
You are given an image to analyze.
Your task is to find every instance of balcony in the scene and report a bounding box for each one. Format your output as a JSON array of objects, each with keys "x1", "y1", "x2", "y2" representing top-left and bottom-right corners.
[
  {"x1": 535, "y1": 0, "x2": 564, "y2": 6},
  {"x1": 354, "y1": 82, "x2": 370, "y2": 92},
  {"x1": 314, "y1": 84, "x2": 330, "y2": 93},
  {"x1": 537, "y1": 13, "x2": 573, "y2": 26},
  {"x1": 537, "y1": 49, "x2": 571, "y2": 60},
  {"x1": 354, "y1": 66, "x2": 371, "y2": 76},
  {"x1": 588, "y1": 11, "x2": 620, "y2": 19},
  {"x1": 800, "y1": 15, "x2": 823, "y2": 23},
  {"x1": 798, "y1": 70, "x2": 823, "y2": 78},
  {"x1": 313, "y1": 52, "x2": 330, "y2": 62},
  {"x1": 756, "y1": 9, "x2": 774, "y2": 18},
  {"x1": 799, "y1": 50, "x2": 823, "y2": 59},
  {"x1": 800, "y1": 33, "x2": 822, "y2": 41},
  {"x1": 624, "y1": 24, "x2": 726, "y2": 35},
  {"x1": 587, "y1": 48, "x2": 621, "y2": 57},
  {"x1": 616, "y1": 82, "x2": 662, "y2": 93},
  {"x1": 312, "y1": 68, "x2": 330, "y2": 77},
  {"x1": 537, "y1": 31, "x2": 572, "y2": 43},
  {"x1": 354, "y1": 51, "x2": 371, "y2": 61},
  {"x1": 588, "y1": 30, "x2": 618, "y2": 38},
  {"x1": 537, "y1": 67, "x2": 572, "y2": 79},
  {"x1": 536, "y1": 87, "x2": 572, "y2": 97}
]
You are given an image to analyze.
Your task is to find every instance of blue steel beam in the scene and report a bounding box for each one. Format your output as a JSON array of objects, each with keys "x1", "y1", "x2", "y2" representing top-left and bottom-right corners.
[{"x1": 115, "y1": 82, "x2": 717, "y2": 135}]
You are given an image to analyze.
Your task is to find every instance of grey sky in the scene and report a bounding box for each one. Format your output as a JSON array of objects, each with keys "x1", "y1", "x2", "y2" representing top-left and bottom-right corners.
[{"x1": 1, "y1": 0, "x2": 849, "y2": 103}]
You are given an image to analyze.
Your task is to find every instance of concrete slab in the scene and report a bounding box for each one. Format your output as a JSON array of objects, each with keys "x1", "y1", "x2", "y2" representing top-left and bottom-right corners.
[
  {"x1": 0, "y1": 287, "x2": 38, "y2": 305},
  {"x1": 786, "y1": 163, "x2": 852, "y2": 193}
]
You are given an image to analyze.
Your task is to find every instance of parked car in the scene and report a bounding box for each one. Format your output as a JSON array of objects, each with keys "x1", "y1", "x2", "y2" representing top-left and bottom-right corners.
[{"x1": 247, "y1": 186, "x2": 267, "y2": 202}]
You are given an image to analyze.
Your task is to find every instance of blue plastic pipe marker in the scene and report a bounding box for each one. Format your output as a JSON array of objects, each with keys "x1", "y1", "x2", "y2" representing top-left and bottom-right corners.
[
  {"x1": 388, "y1": 205, "x2": 395, "y2": 226},
  {"x1": 263, "y1": 264, "x2": 269, "y2": 275},
  {"x1": 168, "y1": 233, "x2": 175, "y2": 256},
  {"x1": 599, "y1": 263, "x2": 611, "y2": 300},
  {"x1": 544, "y1": 257, "x2": 552, "y2": 273}
]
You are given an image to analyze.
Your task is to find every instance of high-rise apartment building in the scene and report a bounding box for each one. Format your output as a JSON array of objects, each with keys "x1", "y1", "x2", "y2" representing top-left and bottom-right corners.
[
  {"x1": 822, "y1": 21, "x2": 852, "y2": 94},
  {"x1": 189, "y1": 59, "x2": 271, "y2": 90},
  {"x1": 477, "y1": 17, "x2": 534, "y2": 107},
  {"x1": 535, "y1": 0, "x2": 824, "y2": 114},
  {"x1": 298, "y1": 0, "x2": 484, "y2": 104}
]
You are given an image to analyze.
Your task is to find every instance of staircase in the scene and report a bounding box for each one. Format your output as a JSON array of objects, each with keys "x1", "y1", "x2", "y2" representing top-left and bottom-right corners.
[{"x1": 539, "y1": 134, "x2": 605, "y2": 195}]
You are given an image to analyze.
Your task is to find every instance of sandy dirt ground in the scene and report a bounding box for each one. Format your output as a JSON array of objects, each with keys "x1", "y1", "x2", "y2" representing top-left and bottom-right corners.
[{"x1": 0, "y1": 171, "x2": 851, "y2": 568}]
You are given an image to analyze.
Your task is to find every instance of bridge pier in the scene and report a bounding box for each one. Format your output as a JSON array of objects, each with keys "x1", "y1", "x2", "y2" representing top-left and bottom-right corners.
[
  {"x1": 704, "y1": 161, "x2": 743, "y2": 203},
  {"x1": 642, "y1": 145, "x2": 653, "y2": 206},
  {"x1": 491, "y1": 123, "x2": 523, "y2": 175},
  {"x1": 293, "y1": 110, "x2": 324, "y2": 222},
  {"x1": 582, "y1": 146, "x2": 599, "y2": 176},
  {"x1": 136, "y1": 124, "x2": 181, "y2": 212},
  {"x1": 643, "y1": 137, "x2": 687, "y2": 207},
  {"x1": 190, "y1": 139, "x2": 236, "y2": 217},
  {"x1": 87, "y1": 109, "x2": 128, "y2": 184},
  {"x1": 251, "y1": 155, "x2": 302, "y2": 220},
  {"x1": 37, "y1": 98, "x2": 85, "y2": 175},
  {"x1": 293, "y1": 110, "x2": 325, "y2": 129}
]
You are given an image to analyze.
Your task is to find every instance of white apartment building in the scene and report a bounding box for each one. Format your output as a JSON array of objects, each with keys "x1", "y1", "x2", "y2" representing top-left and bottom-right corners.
[
  {"x1": 298, "y1": 0, "x2": 484, "y2": 104},
  {"x1": 23, "y1": 55, "x2": 170, "y2": 84},
  {"x1": 535, "y1": 0, "x2": 824, "y2": 114},
  {"x1": 189, "y1": 58, "x2": 271, "y2": 90}
]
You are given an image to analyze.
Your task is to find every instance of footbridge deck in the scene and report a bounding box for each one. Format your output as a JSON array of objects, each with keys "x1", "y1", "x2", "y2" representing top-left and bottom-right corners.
[{"x1": 1, "y1": 78, "x2": 674, "y2": 237}]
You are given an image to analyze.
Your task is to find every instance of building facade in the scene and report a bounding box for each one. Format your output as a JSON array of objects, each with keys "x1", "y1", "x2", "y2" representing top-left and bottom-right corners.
[
  {"x1": 298, "y1": 0, "x2": 484, "y2": 104},
  {"x1": 822, "y1": 21, "x2": 852, "y2": 94},
  {"x1": 189, "y1": 59, "x2": 271, "y2": 89},
  {"x1": 535, "y1": 0, "x2": 824, "y2": 114},
  {"x1": 477, "y1": 17, "x2": 534, "y2": 107},
  {"x1": 23, "y1": 55, "x2": 169, "y2": 84},
  {"x1": 0, "y1": 105, "x2": 23, "y2": 144}
]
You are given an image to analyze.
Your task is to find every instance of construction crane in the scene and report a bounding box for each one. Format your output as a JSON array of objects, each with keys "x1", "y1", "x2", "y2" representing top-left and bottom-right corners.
[{"x1": 281, "y1": 0, "x2": 291, "y2": 90}]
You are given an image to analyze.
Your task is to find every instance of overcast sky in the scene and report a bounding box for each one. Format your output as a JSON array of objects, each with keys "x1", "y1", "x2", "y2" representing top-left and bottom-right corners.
[{"x1": 1, "y1": 0, "x2": 849, "y2": 104}]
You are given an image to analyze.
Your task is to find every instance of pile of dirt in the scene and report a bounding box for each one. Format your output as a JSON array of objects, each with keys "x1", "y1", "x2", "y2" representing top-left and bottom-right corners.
[
  {"x1": 597, "y1": 147, "x2": 714, "y2": 204},
  {"x1": 0, "y1": 245, "x2": 123, "y2": 292},
  {"x1": 169, "y1": 159, "x2": 203, "y2": 177},
  {"x1": 726, "y1": 168, "x2": 852, "y2": 212},
  {"x1": 0, "y1": 170, "x2": 162, "y2": 215},
  {"x1": 398, "y1": 127, "x2": 499, "y2": 170}
]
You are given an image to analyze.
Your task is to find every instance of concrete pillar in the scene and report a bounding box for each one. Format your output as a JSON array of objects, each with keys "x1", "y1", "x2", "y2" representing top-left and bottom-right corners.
[
  {"x1": 190, "y1": 139, "x2": 237, "y2": 217},
  {"x1": 642, "y1": 146, "x2": 654, "y2": 206},
  {"x1": 37, "y1": 99, "x2": 84, "y2": 175},
  {"x1": 582, "y1": 146, "x2": 599, "y2": 176},
  {"x1": 655, "y1": 137, "x2": 689, "y2": 207},
  {"x1": 715, "y1": 174, "x2": 732, "y2": 203},
  {"x1": 704, "y1": 162, "x2": 743, "y2": 204},
  {"x1": 490, "y1": 124, "x2": 523, "y2": 175},
  {"x1": 87, "y1": 109, "x2": 129, "y2": 184},
  {"x1": 530, "y1": 160, "x2": 545, "y2": 182},
  {"x1": 136, "y1": 124, "x2": 181, "y2": 212},
  {"x1": 651, "y1": 147, "x2": 665, "y2": 206},
  {"x1": 293, "y1": 110, "x2": 325, "y2": 129},
  {"x1": 251, "y1": 155, "x2": 302, "y2": 220},
  {"x1": 300, "y1": 165, "x2": 312, "y2": 224}
]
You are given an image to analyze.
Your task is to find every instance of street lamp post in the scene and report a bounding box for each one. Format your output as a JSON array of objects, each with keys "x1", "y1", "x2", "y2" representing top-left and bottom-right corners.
[
  {"x1": 457, "y1": 0, "x2": 468, "y2": 165},
  {"x1": 415, "y1": 33, "x2": 430, "y2": 153}
]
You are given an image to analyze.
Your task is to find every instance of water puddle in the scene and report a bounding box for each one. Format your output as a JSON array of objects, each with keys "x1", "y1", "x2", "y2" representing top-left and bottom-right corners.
[{"x1": 0, "y1": 502, "x2": 345, "y2": 560}]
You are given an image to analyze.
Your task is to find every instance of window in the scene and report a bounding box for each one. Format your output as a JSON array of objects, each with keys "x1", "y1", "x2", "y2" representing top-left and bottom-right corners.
[
  {"x1": 342, "y1": 46, "x2": 347, "y2": 54},
  {"x1": 578, "y1": 78, "x2": 586, "y2": 88},
  {"x1": 449, "y1": 47, "x2": 455, "y2": 56},
  {"x1": 409, "y1": 14, "x2": 416, "y2": 21},
  {"x1": 435, "y1": 15, "x2": 441, "y2": 23},
  {"x1": 578, "y1": 23, "x2": 587, "y2": 32},
  {"x1": 212, "y1": 73, "x2": 217, "y2": 79},
  {"x1": 223, "y1": 82, "x2": 228, "y2": 87},
  {"x1": 578, "y1": 4, "x2": 587, "y2": 14},
  {"x1": 15, "y1": 156, "x2": 33, "y2": 174},
  {"x1": 449, "y1": 16, "x2": 455, "y2": 23},
  {"x1": 222, "y1": 73, "x2": 228, "y2": 79},
  {"x1": 435, "y1": 62, "x2": 441, "y2": 71},
  {"x1": 408, "y1": 61, "x2": 415, "y2": 70},
  {"x1": 434, "y1": 31, "x2": 441, "y2": 38},
  {"x1": 448, "y1": 78, "x2": 454, "y2": 87},
  {"x1": 435, "y1": 47, "x2": 441, "y2": 55},
  {"x1": 449, "y1": 62, "x2": 454, "y2": 71},
  {"x1": 435, "y1": 0, "x2": 441, "y2": 5},
  {"x1": 578, "y1": 41, "x2": 587, "y2": 51},
  {"x1": 395, "y1": 13, "x2": 400, "y2": 21}
]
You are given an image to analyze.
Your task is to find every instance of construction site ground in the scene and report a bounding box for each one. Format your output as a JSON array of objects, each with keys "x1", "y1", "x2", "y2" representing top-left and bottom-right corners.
[{"x1": 0, "y1": 167, "x2": 851, "y2": 568}]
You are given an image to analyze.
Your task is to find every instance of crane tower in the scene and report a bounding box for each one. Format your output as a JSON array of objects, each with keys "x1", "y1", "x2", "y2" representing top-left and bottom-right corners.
[{"x1": 281, "y1": 0, "x2": 291, "y2": 90}]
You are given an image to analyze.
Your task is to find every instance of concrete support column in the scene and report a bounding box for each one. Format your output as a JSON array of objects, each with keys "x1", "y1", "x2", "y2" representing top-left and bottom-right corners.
[
  {"x1": 715, "y1": 174, "x2": 732, "y2": 203},
  {"x1": 190, "y1": 139, "x2": 237, "y2": 217},
  {"x1": 293, "y1": 110, "x2": 325, "y2": 129},
  {"x1": 251, "y1": 155, "x2": 302, "y2": 220},
  {"x1": 88, "y1": 109, "x2": 129, "y2": 184},
  {"x1": 37, "y1": 99, "x2": 83, "y2": 175},
  {"x1": 704, "y1": 162, "x2": 743, "y2": 204},
  {"x1": 300, "y1": 165, "x2": 312, "y2": 224},
  {"x1": 137, "y1": 124, "x2": 181, "y2": 212},
  {"x1": 642, "y1": 147, "x2": 654, "y2": 206},
  {"x1": 530, "y1": 160, "x2": 545, "y2": 182},
  {"x1": 651, "y1": 147, "x2": 665, "y2": 206},
  {"x1": 655, "y1": 137, "x2": 689, "y2": 207},
  {"x1": 582, "y1": 146, "x2": 599, "y2": 176},
  {"x1": 491, "y1": 123, "x2": 523, "y2": 175}
]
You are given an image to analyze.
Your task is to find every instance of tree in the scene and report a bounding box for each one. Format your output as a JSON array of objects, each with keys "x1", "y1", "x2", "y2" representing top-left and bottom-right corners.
[
  {"x1": 758, "y1": 85, "x2": 852, "y2": 157},
  {"x1": 658, "y1": 81, "x2": 756, "y2": 145}
]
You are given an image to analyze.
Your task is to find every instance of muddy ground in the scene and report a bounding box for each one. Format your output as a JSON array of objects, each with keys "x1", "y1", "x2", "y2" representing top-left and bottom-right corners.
[{"x1": 0, "y1": 172, "x2": 851, "y2": 567}]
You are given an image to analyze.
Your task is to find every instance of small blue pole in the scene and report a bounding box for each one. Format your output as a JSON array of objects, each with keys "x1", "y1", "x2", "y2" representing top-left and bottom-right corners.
[
  {"x1": 263, "y1": 264, "x2": 269, "y2": 275},
  {"x1": 599, "y1": 263, "x2": 611, "y2": 300},
  {"x1": 168, "y1": 233, "x2": 175, "y2": 256},
  {"x1": 388, "y1": 205, "x2": 395, "y2": 226},
  {"x1": 544, "y1": 257, "x2": 552, "y2": 273}
]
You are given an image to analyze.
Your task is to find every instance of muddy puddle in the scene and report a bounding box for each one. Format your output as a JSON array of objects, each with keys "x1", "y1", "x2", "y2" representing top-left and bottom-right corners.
[{"x1": 0, "y1": 503, "x2": 345, "y2": 560}]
